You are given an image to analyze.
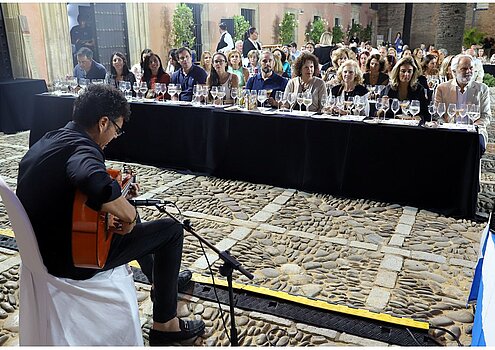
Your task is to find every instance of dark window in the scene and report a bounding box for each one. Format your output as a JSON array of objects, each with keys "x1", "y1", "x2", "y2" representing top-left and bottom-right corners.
[
  {"x1": 186, "y1": 3, "x2": 202, "y2": 61},
  {"x1": 335, "y1": 18, "x2": 341, "y2": 27},
  {"x1": 241, "y1": 8, "x2": 255, "y2": 27},
  {"x1": 93, "y1": 3, "x2": 129, "y2": 70}
]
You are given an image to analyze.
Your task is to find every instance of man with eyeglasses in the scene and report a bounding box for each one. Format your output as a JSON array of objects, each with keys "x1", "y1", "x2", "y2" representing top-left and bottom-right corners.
[
  {"x1": 435, "y1": 54, "x2": 491, "y2": 155},
  {"x1": 17, "y1": 84, "x2": 205, "y2": 345},
  {"x1": 245, "y1": 50, "x2": 288, "y2": 107},
  {"x1": 171, "y1": 47, "x2": 207, "y2": 101},
  {"x1": 73, "y1": 47, "x2": 107, "y2": 81}
]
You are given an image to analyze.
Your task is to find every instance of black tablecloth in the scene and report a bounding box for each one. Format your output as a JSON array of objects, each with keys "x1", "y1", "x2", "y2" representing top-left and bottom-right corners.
[
  {"x1": 483, "y1": 64, "x2": 495, "y2": 77},
  {"x1": 0, "y1": 79, "x2": 47, "y2": 133},
  {"x1": 30, "y1": 95, "x2": 480, "y2": 218}
]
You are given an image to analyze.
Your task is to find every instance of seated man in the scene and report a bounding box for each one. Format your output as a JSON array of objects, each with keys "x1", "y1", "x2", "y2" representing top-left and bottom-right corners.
[
  {"x1": 171, "y1": 47, "x2": 207, "y2": 101},
  {"x1": 245, "y1": 50, "x2": 288, "y2": 107},
  {"x1": 73, "y1": 47, "x2": 107, "y2": 81},
  {"x1": 16, "y1": 84, "x2": 205, "y2": 346},
  {"x1": 435, "y1": 54, "x2": 491, "y2": 155}
]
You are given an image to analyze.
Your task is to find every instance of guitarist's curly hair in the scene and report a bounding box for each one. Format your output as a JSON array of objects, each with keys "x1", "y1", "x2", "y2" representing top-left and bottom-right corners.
[{"x1": 73, "y1": 84, "x2": 131, "y2": 128}]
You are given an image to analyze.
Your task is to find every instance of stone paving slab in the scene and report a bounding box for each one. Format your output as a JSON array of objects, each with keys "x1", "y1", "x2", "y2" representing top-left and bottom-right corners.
[{"x1": 0, "y1": 130, "x2": 492, "y2": 346}]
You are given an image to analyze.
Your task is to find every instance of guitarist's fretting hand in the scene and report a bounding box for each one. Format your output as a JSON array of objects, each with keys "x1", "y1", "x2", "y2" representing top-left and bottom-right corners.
[{"x1": 126, "y1": 182, "x2": 140, "y2": 199}]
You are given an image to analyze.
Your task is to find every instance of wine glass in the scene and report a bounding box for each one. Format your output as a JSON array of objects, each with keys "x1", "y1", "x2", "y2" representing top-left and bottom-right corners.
[
  {"x1": 160, "y1": 83, "x2": 167, "y2": 101},
  {"x1": 354, "y1": 95, "x2": 366, "y2": 117},
  {"x1": 467, "y1": 104, "x2": 478, "y2": 126},
  {"x1": 217, "y1": 86, "x2": 226, "y2": 106},
  {"x1": 325, "y1": 95, "x2": 336, "y2": 115},
  {"x1": 447, "y1": 103, "x2": 456, "y2": 123},
  {"x1": 344, "y1": 96, "x2": 354, "y2": 115},
  {"x1": 335, "y1": 95, "x2": 345, "y2": 116},
  {"x1": 133, "y1": 82, "x2": 140, "y2": 99},
  {"x1": 249, "y1": 90, "x2": 257, "y2": 109},
  {"x1": 257, "y1": 89, "x2": 268, "y2": 109},
  {"x1": 168, "y1": 84, "x2": 177, "y2": 102},
  {"x1": 176, "y1": 84, "x2": 182, "y2": 101},
  {"x1": 124, "y1": 81, "x2": 132, "y2": 100},
  {"x1": 118, "y1": 81, "x2": 126, "y2": 94},
  {"x1": 202, "y1": 85, "x2": 209, "y2": 105},
  {"x1": 210, "y1": 86, "x2": 218, "y2": 105},
  {"x1": 288, "y1": 92, "x2": 297, "y2": 112},
  {"x1": 302, "y1": 91, "x2": 312, "y2": 115},
  {"x1": 296, "y1": 92, "x2": 304, "y2": 112},
  {"x1": 409, "y1": 100, "x2": 420, "y2": 119},
  {"x1": 427, "y1": 103, "x2": 437, "y2": 123},
  {"x1": 436, "y1": 102, "x2": 446, "y2": 122},
  {"x1": 456, "y1": 103, "x2": 467, "y2": 124},
  {"x1": 381, "y1": 97, "x2": 389, "y2": 120},
  {"x1": 154, "y1": 83, "x2": 161, "y2": 101},
  {"x1": 275, "y1": 91, "x2": 283, "y2": 110},
  {"x1": 391, "y1": 98, "x2": 400, "y2": 119},
  {"x1": 79, "y1": 78, "x2": 88, "y2": 93},
  {"x1": 282, "y1": 91, "x2": 290, "y2": 112},
  {"x1": 231, "y1": 87, "x2": 239, "y2": 106},
  {"x1": 139, "y1": 81, "x2": 148, "y2": 100},
  {"x1": 399, "y1": 99, "x2": 410, "y2": 118},
  {"x1": 69, "y1": 77, "x2": 79, "y2": 95},
  {"x1": 375, "y1": 97, "x2": 383, "y2": 120}
]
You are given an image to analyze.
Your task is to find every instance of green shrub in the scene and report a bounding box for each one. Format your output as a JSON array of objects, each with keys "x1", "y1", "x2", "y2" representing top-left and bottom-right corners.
[
  {"x1": 307, "y1": 18, "x2": 327, "y2": 44},
  {"x1": 463, "y1": 27, "x2": 485, "y2": 48},
  {"x1": 172, "y1": 4, "x2": 195, "y2": 47},
  {"x1": 233, "y1": 15, "x2": 250, "y2": 42},
  {"x1": 483, "y1": 73, "x2": 495, "y2": 87},
  {"x1": 279, "y1": 12, "x2": 297, "y2": 44}
]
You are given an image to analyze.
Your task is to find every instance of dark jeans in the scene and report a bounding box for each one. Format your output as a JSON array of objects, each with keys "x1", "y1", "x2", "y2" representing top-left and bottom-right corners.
[
  {"x1": 104, "y1": 218, "x2": 183, "y2": 323},
  {"x1": 480, "y1": 134, "x2": 486, "y2": 156}
]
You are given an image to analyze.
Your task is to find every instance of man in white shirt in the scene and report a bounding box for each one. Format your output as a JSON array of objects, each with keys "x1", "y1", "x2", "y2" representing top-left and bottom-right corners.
[
  {"x1": 435, "y1": 54, "x2": 491, "y2": 154},
  {"x1": 216, "y1": 22, "x2": 234, "y2": 53},
  {"x1": 466, "y1": 47, "x2": 485, "y2": 83}
]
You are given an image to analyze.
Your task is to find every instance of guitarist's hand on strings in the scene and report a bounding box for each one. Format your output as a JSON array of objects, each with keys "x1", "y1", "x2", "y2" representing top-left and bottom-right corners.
[{"x1": 126, "y1": 182, "x2": 140, "y2": 199}]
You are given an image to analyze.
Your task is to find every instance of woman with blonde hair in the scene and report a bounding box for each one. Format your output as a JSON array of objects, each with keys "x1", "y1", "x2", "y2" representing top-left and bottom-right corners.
[
  {"x1": 381, "y1": 56, "x2": 429, "y2": 121},
  {"x1": 246, "y1": 49, "x2": 260, "y2": 76},
  {"x1": 227, "y1": 49, "x2": 249, "y2": 87},
  {"x1": 330, "y1": 59, "x2": 367, "y2": 98},
  {"x1": 328, "y1": 59, "x2": 368, "y2": 115},
  {"x1": 283, "y1": 52, "x2": 327, "y2": 113},
  {"x1": 322, "y1": 47, "x2": 355, "y2": 81},
  {"x1": 314, "y1": 31, "x2": 335, "y2": 67},
  {"x1": 439, "y1": 55, "x2": 454, "y2": 81},
  {"x1": 200, "y1": 51, "x2": 212, "y2": 74}
]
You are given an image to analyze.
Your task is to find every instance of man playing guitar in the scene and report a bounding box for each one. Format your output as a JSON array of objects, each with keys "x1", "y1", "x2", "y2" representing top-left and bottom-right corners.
[{"x1": 17, "y1": 84, "x2": 205, "y2": 345}]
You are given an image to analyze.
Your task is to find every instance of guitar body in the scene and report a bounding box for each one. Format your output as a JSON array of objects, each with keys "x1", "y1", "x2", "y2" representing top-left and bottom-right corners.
[{"x1": 72, "y1": 168, "x2": 124, "y2": 269}]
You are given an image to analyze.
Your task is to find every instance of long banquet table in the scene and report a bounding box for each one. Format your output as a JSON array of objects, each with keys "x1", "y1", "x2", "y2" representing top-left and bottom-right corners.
[{"x1": 30, "y1": 94, "x2": 480, "y2": 218}]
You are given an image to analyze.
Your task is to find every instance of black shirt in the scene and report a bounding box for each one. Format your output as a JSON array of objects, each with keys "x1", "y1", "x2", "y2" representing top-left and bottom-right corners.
[
  {"x1": 70, "y1": 25, "x2": 94, "y2": 52},
  {"x1": 17, "y1": 122, "x2": 121, "y2": 280}
]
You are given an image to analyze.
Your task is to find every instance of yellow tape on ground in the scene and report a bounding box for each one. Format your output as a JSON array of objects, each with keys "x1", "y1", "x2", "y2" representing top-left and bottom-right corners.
[
  {"x1": 0, "y1": 229, "x2": 428, "y2": 330},
  {"x1": 0, "y1": 229, "x2": 14, "y2": 238},
  {"x1": 190, "y1": 273, "x2": 429, "y2": 330}
]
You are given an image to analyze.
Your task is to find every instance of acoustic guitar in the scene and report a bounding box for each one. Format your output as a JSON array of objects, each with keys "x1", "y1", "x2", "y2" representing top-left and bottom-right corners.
[{"x1": 72, "y1": 166, "x2": 134, "y2": 269}]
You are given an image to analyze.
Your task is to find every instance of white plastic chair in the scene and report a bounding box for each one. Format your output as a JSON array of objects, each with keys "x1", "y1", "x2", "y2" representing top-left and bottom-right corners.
[{"x1": 0, "y1": 175, "x2": 143, "y2": 345}]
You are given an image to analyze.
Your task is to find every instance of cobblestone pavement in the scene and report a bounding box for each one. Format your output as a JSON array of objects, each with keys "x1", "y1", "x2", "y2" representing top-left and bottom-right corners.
[{"x1": 0, "y1": 124, "x2": 493, "y2": 346}]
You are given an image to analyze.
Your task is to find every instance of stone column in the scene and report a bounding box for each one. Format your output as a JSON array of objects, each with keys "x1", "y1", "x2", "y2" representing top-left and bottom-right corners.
[{"x1": 435, "y1": 3, "x2": 467, "y2": 54}]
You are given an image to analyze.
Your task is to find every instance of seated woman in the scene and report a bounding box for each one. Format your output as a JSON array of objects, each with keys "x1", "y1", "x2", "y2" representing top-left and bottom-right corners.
[
  {"x1": 206, "y1": 52, "x2": 239, "y2": 105},
  {"x1": 358, "y1": 50, "x2": 370, "y2": 74},
  {"x1": 131, "y1": 48, "x2": 152, "y2": 80},
  {"x1": 439, "y1": 55, "x2": 454, "y2": 81},
  {"x1": 108, "y1": 52, "x2": 136, "y2": 91},
  {"x1": 421, "y1": 54, "x2": 439, "y2": 76},
  {"x1": 304, "y1": 41, "x2": 315, "y2": 54},
  {"x1": 413, "y1": 48, "x2": 424, "y2": 64},
  {"x1": 322, "y1": 47, "x2": 355, "y2": 82},
  {"x1": 283, "y1": 52, "x2": 327, "y2": 113},
  {"x1": 329, "y1": 59, "x2": 368, "y2": 115},
  {"x1": 227, "y1": 49, "x2": 249, "y2": 88},
  {"x1": 273, "y1": 48, "x2": 291, "y2": 78},
  {"x1": 246, "y1": 49, "x2": 260, "y2": 76},
  {"x1": 380, "y1": 56, "x2": 430, "y2": 121},
  {"x1": 363, "y1": 54, "x2": 389, "y2": 86},
  {"x1": 143, "y1": 53, "x2": 171, "y2": 100},
  {"x1": 200, "y1": 51, "x2": 212, "y2": 75},
  {"x1": 165, "y1": 49, "x2": 180, "y2": 75}
]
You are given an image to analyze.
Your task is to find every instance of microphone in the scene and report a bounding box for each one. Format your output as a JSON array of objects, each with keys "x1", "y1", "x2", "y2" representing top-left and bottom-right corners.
[{"x1": 128, "y1": 199, "x2": 170, "y2": 206}]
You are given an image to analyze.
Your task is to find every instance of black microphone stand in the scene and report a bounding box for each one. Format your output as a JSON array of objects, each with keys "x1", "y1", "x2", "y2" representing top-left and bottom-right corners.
[{"x1": 155, "y1": 203, "x2": 254, "y2": 346}]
